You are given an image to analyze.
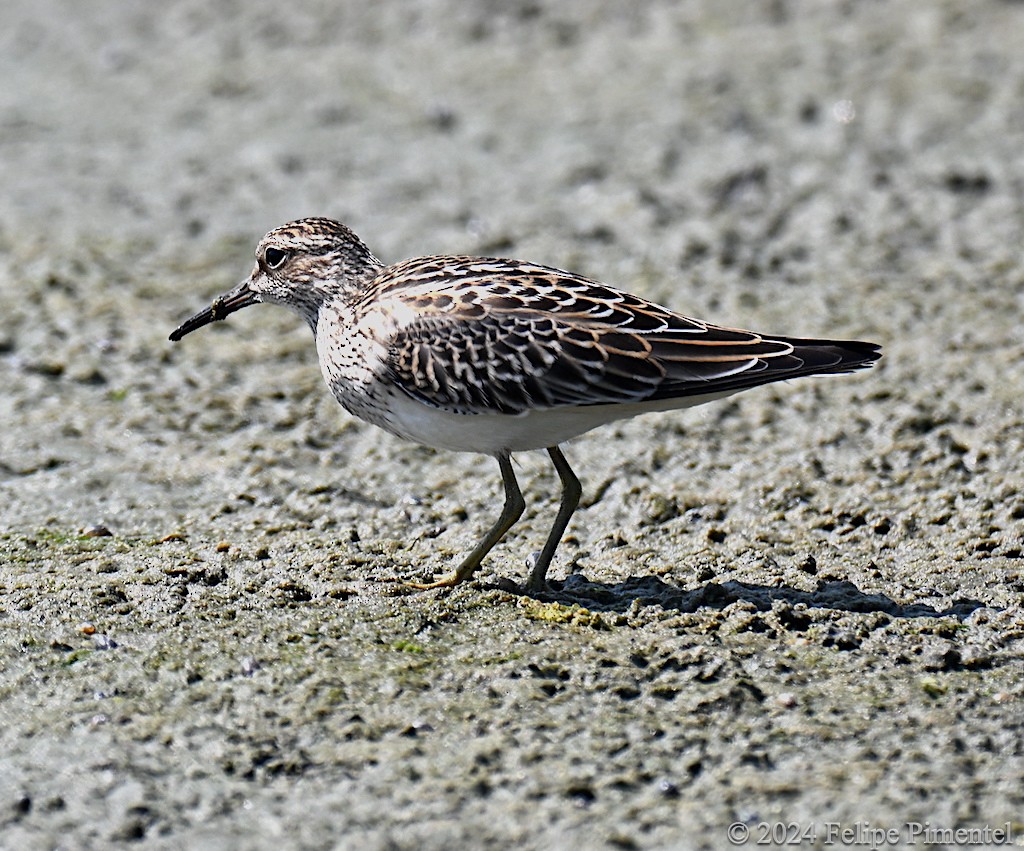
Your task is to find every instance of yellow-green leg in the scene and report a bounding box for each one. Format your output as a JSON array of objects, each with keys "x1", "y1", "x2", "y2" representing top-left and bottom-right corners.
[
  {"x1": 525, "y1": 445, "x2": 582, "y2": 594},
  {"x1": 406, "y1": 452, "x2": 525, "y2": 590}
]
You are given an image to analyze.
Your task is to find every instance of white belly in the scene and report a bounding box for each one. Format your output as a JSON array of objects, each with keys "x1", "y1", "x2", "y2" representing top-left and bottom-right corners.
[{"x1": 376, "y1": 386, "x2": 736, "y2": 454}]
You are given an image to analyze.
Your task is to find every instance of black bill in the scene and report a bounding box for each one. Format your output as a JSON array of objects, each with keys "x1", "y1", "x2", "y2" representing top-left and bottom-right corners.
[{"x1": 169, "y1": 281, "x2": 259, "y2": 341}]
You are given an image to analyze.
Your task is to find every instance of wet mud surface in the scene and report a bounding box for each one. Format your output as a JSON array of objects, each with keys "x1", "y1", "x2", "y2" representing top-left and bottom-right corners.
[{"x1": 2, "y1": 2, "x2": 1022, "y2": 847}]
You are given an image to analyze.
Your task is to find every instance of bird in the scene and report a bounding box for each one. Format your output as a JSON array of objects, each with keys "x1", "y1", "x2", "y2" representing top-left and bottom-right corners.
[{"x1": 170, "y1": 217, "x2": 880, "y2": 594}]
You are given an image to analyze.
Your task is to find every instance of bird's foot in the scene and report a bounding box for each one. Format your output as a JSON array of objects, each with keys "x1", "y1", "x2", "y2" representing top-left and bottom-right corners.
[
  {"x1": 379, "y1": 572, "x2": 463, "y2": 591},
  {"x1": 381, "y1": 565, "x2": 477, "y2": 591},
  {"x1": 401, "y1": 573, "x2": 464, "y2": 591}
]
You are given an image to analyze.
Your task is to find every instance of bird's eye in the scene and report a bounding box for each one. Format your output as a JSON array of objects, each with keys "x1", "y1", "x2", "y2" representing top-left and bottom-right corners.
[{"x1": 263, "y1": 247, "x2": 290, "y2": 269}]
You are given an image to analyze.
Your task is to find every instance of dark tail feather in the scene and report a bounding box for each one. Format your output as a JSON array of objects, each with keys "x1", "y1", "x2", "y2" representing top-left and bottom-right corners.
[
  {"x1": 651, "y1": 337, "x2": 881, "y2": 401},
  {"x1": 773, "y1": 335, "x2": 882, "y2": 373}
]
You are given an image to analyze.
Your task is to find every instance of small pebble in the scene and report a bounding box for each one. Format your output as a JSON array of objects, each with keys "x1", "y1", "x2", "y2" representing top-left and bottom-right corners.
[
  {"x1": 240, "y1": 656, "x2": 261, "y2": 677},
  {"x1": 399, "y1": 720, "x2": 435, "y2": 737},
  {"x1": 775, "y1": 692, "x2": 798, "y2": 709},
  {"x1": 93, "y1": 634, "x2": 118, "y2": 650},
  {"x1": 658, "y1": 779, "x2": 681, "y2": 798},
  {"x1": 82, "y1": 525, "x2": 113, "y2": 538}
]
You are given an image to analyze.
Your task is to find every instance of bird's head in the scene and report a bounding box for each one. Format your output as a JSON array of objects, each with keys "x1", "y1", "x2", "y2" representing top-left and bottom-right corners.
[{"x1": 169, "y1": 217, "x2": 381, "y2": 341}]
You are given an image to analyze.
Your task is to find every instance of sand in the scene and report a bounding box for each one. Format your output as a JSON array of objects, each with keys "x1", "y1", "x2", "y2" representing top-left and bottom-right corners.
[{"x1": 1, "y1": 1, "x2": 1022, "y2": 848}]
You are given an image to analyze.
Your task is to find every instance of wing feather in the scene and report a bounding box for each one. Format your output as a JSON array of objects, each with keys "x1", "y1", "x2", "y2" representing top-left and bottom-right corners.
[{"x1": 378, "y1": 259, "x2": 880, "y2": 416}]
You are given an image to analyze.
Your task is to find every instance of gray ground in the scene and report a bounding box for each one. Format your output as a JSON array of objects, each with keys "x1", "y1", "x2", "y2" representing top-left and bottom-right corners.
[{"x1": 2, "y1": 1, "x2": 1022, "y2": 848}]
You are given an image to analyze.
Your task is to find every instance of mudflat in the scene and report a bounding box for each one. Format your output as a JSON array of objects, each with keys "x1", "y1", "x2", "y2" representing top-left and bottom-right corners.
[{"x1": 2, "y1": 2, "x2": 1021, "y2": 847}]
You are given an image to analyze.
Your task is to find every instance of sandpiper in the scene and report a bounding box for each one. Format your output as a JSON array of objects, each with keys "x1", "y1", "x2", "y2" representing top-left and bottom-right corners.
[{"x1": 170, "y1": 218, "x2": 880, "y2": 593}]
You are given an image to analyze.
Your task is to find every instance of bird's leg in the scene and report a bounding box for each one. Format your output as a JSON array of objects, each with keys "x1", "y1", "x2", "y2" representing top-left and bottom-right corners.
[
  {"x1": 405, "y1": 452, "x2": 525, "y2": 590},
  {"x1": 525, "y1": 445, "x2": 582, "y2": 594}
]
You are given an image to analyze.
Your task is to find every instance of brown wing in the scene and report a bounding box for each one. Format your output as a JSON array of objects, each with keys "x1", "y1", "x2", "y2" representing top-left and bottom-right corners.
[{"x1": 379, "y1": 258, "x2": 880, "y2": 416}]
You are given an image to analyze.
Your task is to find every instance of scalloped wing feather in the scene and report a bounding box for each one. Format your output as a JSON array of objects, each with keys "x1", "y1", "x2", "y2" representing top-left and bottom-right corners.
[{"x1": 376, "y1": 258, "x2": 879, "y2": 416}]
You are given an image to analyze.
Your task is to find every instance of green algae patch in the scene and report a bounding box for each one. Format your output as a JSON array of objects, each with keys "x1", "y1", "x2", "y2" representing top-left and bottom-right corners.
[
  {"x1": 518, "y1": 599, "x2": 610, "y2": 630},
  {"x1": 391, "y1": 639, "x2": 426, "y2": 654}
]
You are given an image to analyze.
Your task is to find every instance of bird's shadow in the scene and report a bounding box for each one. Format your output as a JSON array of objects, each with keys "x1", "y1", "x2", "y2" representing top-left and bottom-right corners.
[{"x1": 504, "y1": 573, "x2": 985, "y2": 620}]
